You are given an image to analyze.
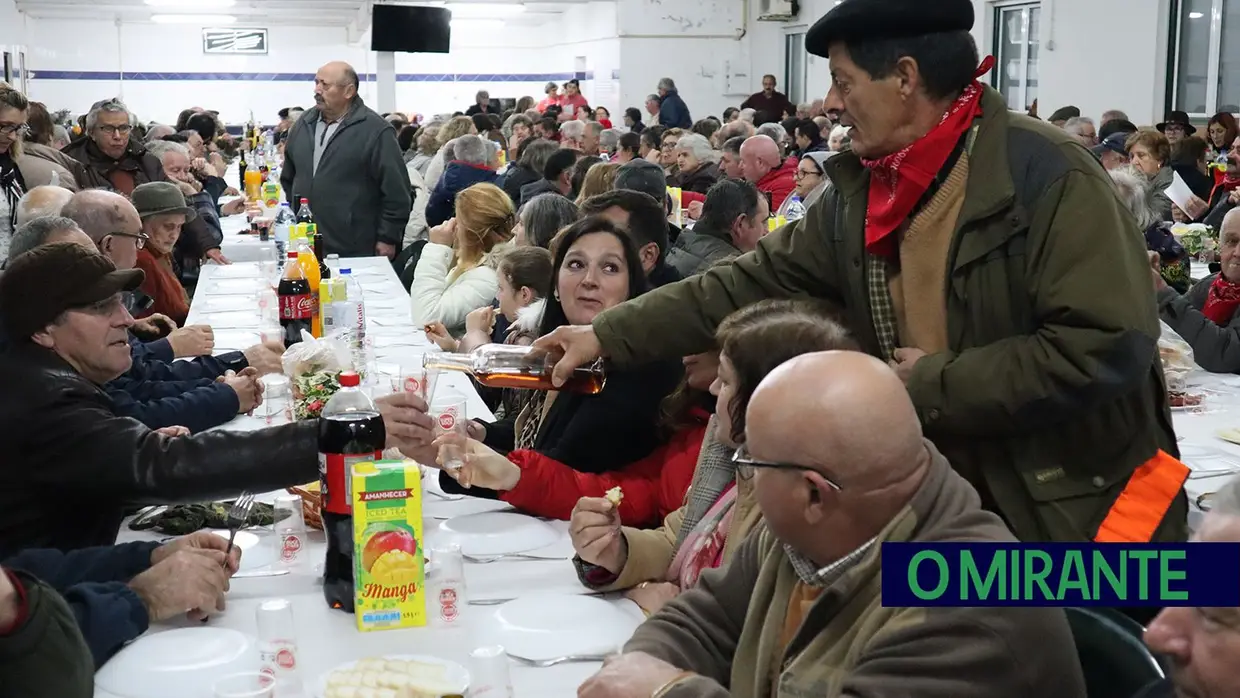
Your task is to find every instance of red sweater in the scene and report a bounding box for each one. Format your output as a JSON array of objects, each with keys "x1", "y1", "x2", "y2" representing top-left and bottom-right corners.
[
  {"x1": 757, "y1": 156, "x2": 798, "y2": 211},
  {"x1": 499, "y1": 419, "x2": 708, "y2": 527}
]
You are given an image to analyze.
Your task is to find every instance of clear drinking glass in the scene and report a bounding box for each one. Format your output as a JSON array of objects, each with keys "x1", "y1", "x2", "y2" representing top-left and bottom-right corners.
[
  {"x1": 399, "y1": 362, "x2": 438, "y2": 401},
  {"x1": 272, "y1": 494, "x2": 306, "y2": 566},
  {"x1": 259, "y1": 374, "x2": 291, "y2": 424},
  {"x1": 429, "y1": 389, "x2": 468, "y2": 472},
  {"x1": 213, "y1": 672, "x2": 274, "y2": 698},
  {"x1": 468, "y1": 645, "x2": 514, "y2": 698},
  {"x1": 427, "y1": 543, "x2": 466, "y2": 627}
]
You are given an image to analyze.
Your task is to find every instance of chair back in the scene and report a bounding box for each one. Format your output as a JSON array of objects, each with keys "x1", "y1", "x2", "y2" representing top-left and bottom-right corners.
[
  {"x1": 394, "y1": 239, "x2": 428, "y2": 291},
  {"x1": 1065, "y1": 606, "x2": 1165, "y2": 698}
]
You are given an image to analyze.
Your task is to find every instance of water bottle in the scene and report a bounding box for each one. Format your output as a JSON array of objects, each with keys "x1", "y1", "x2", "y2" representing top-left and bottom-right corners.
[
  {"x1": 783, "y1": 195, "x2": 807, "y2": 222},
  {"x1": 335, "y1": 268, "x2": 367, "y2": 363},
  {"x1": 273, "y1": 203, "x2": 294, "y2": 262}
]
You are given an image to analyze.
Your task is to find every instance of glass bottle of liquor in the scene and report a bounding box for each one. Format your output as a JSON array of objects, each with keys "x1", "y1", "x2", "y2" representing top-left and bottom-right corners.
[{"x1": 423, "y1": 344, "x2": 605, "y2": 394}]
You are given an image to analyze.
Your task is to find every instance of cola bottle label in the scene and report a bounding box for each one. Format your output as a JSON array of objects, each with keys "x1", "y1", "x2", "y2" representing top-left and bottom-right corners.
[
  {"x1": 319, "y1": 451, "x2": 382, "y2": 515},
  {"x1": 280, "y1": 293, "x2": 312, "y2": 320}
]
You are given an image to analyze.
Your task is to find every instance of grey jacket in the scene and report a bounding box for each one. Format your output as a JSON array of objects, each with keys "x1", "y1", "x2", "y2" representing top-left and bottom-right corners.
[
  {"x1": 1150, "y1": 166, "x2": 1175, "y2": 222},
  {"x1": 666, "y1": 222, "x2": 740, "y2": 277},
  {"x1": 281, "y1": 98, "x2": 411, "y2": 258},
  {"x1": 1159, "y1": 273, "x2": 1240, "y2": 373}
]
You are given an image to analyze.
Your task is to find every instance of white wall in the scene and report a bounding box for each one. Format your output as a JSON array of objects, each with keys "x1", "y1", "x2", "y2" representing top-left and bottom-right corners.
[{"x1": 21, "y1": 15, "x2": 603, "y2": 125}]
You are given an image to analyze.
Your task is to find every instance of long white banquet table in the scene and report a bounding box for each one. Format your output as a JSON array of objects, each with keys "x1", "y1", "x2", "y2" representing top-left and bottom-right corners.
[{"x1": 99, "y1": 257, "x2": 642, "y2": 698}]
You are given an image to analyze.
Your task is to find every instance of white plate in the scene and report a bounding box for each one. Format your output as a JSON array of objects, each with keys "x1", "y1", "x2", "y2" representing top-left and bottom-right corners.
[
  {"x1": 209, "y1": 263, "x2": 264, "y2": 279},
  {"x1": 198, "y1": 295, "x2": 259, "y2": 312},
  {"x1": 485, "y1": 594, "x2": 638, "y2": 660},
  {"x1": 200, "y1": 311, "x2": 263, "y2": 329},
  {"x1": 209, "y1": 529, "x2": 278, "y2": 571},
  {"x1": 313, "y1": 654, "x2": 470, "y2": 698},
  {"x1": 204, "y1": 278, "x2": 265, "y2": 295},
  {"x1": 96, "y1": 627, "x2": 258, "y2": 698},
  {"x1": 434, "y1": 511, "x2": 560, "y2": 557},
  {"x1": 213, "y1": 330, "x2": 262, "y2": 352}
]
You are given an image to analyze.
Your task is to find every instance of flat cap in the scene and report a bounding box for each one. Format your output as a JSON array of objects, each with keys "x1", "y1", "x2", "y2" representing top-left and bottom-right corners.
[
  {"x1": 805, "y1": 0, "x2": 974, "y2": 58},
  {"x1": 0, "y1": 242, "x2": 143, "y2": 341},
  {"x1": 1048, "y1": 106, "x2": 1081, "y2": 123}
]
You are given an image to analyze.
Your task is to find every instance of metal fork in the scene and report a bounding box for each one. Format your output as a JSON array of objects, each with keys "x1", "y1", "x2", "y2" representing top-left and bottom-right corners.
[
  {"x1": 463, "y1": 552, "x2": 566, "y2": 564},
  {"x1": 224, "y1": 492, "x2": 256, "y2": 559},
  {"x1": 507, "y1": 652, "x2": 613, "y2": 668}
]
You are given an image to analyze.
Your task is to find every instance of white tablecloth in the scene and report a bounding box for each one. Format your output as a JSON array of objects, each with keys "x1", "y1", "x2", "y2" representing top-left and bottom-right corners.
[{"x1": 98, "y1": 258, "x2": 636, "y2": 698}]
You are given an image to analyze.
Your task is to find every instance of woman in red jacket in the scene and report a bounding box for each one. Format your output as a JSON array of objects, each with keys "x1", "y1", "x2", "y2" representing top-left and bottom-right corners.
[{"x1": 432, "y1": 352, "x2": 719, "y2": 527}]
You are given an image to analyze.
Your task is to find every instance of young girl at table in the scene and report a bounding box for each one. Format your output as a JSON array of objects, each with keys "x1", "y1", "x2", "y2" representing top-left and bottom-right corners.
[
  {"x1": 409, "y1": 183, "x2": 514, "y2": 335},
  {"x1": 436, "y1": 216, "x2": 682, "y2": 499}
]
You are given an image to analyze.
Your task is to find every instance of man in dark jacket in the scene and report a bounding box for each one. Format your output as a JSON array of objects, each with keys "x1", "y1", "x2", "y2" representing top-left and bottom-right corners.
[
  {"x1": 740, "y1": 74, "x2": 795, "y2": 124},
  {"x1": 537, "y1": 0, "x2": 1187, "y2": 549},
  {"x1": 4, "y1": 531, "x2": 240, "y2": 671},
  {"x1": 281, "y1": 61, "x2": 411, "y2": 259},
  {"x1": 519, "y1": 147, "x2": 578, "y2": 208},
  {"x1": 667, "y1": 178, "x2": 767, "y2": 276},
  {"x1": 426, "y1": 134, "x2": 499, "y2": 227},
  {"x1": 657, "y1": 78, "x2": 693, "y2": 129},
  {"x1": 62, "y1": 98, "x2": 226, "y2": 265},
  {"x1": 0, "y1": 565, "x2": 93, "y2": 698},
  {"x1": 0, "y1": 242, "x2": 433, "y2": 556}
]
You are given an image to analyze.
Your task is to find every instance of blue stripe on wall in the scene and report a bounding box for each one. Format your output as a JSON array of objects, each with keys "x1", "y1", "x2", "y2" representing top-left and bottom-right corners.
[{"x1": 31, "y1": 70, "x2": 595, "y2": 82}]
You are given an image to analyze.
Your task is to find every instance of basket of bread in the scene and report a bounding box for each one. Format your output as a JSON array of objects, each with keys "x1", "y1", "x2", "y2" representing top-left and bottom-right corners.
[{"x1": 287, "y1": 481, "x2": 323, "y2": 530}]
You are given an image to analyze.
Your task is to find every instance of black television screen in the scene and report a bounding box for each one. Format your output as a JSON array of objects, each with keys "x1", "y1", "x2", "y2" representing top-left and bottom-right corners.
[{"x1": 371, "y1": 5, "x2": 452, "y2": 54}]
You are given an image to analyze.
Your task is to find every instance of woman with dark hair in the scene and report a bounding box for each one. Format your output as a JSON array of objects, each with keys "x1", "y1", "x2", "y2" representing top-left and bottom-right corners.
[
  {"x1": 615, "y1": 132, "x2": 641, "y2": 163},
  {"x1": 1208, "y1": 112, "x2": 1239, "y2": 163},
  {"x1": 623, "y1": 107, "x2": 645, "y2": 134},
  {"x1": 560, "y1": 79, "x2": 590, "y2": 121},
  {"x1": 174, "y1": 108, "x2": 196, "y2": 132},
  {"x1": 16, "y1": 100, "x2": 84, "y2": 191},
  {"x1": 397, "y1": 124, "x2": 418, "y2": 163},
  {"x1": 594, "y1": 106, "x2": 613, "y2": 129},
  {"x1": 722, "y1": 106, "x2": 739, "y2": 123},
  {"x1": 437, "y1": 216, "x2": 682, "y2": 496}
]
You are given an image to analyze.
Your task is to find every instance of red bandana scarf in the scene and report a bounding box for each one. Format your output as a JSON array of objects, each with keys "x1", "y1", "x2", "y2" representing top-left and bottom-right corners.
[
  {"x1": 1204, "y1": 274, "x2": 1240, "y2": 325},
  {"x1": 1224, "y1": 173, "x2": 1240, "y2": 192},
  {"x1": 860, "y1": 56, "x2": 996, "y2": 259}
]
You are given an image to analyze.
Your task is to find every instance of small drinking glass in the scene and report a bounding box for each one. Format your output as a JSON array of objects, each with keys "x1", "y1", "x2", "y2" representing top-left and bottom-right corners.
[
  {"x1": 213, "y1": 672, "x2": 274, "y2": 698},
  {"x1": 427, "y1": 543, "x2": 466, "y2": 627},
  {"x1": 260, "y1": 374, "x2": 292, "y2": 424},
  {"x1": 367, "y1": 362, "x2": 400, "y2": 398},
  {"x1": 469, "y1": 645, "x2": 514, "y2": 698},
  {"x1": 399, "y1": 363, "x2": 438, "y2": 401},
  {"x1": 430, "y1": 389, "x2": 468, "y2": 472},
  {"x1": 272, "y1": 494, "x2": 306, "y2": 566}
]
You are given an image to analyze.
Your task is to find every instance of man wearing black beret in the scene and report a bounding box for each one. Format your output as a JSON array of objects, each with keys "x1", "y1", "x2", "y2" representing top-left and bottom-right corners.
[{"x1": 539, "y1": 0, "x2": 1185, "y2": 552}]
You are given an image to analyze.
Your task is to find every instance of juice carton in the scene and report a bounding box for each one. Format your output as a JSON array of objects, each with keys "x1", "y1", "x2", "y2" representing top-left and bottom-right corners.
[{"x1": 351, "y1": 460, "x2": 427, "y2": 632}]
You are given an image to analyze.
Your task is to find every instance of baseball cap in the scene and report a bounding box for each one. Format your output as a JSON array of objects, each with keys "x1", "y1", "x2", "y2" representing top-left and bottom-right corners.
[
  {"x1": 0, "y1": 242, "x2": 143, "y2": 340},
  {"x1": 1091, "y1": 132, "x2": 1130, "y2": 158}
]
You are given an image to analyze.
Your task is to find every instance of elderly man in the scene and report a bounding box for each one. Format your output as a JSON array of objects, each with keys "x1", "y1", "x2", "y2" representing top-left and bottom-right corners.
[
  {"x1": 282, "y1": 61, "x2": 411, "y2": 259},
  {"x1": 599, "y1": 128, "x2": 622, "y2": 159},
  {"x1": 425, "y1": 135, "x2": 499, "y2": 227},
  {"x1": 738, "y1": 134, "x2": 797, "y2": 210},
  {"x1": 579, "y1": 352, "x2": 1086, "y2": 698},
  {"x1": 0, "y1": 243, "x2": 435, "y2": 556},
  {"x1": 714, "y1": 119, "x2": 755, "y2": 147},
  {"x1": 718, "y1": 136, "x2": 744, "y2": 179},
  {"x1": 582, "y1": 121, "x2": 604, "y2": 157},
  {"x1": 61, "y1": 99, "x2": 162, "y2": 196},
  {"x1": 14, "y1": 185, "x2": 72, "y2": 227},
  {"x1": 145, "y1": 140, "x2": 227, "y2": 270},
  {"x1": 644, "y1": 94, "x2": 661, "y2": 128},
  {"x1": 1138, "y1": 475, "x2": 1240, "y2": 698},
  {"x1": 536, "y1": 0, "x2": 1187, "y2": 558},
  {"x1": 795, "y1": 102, "x2": 813, "y2": 119},
  {"x1": 1048, "y1": 105, "x2": 1080, "y2": 127},
  {"x1": 465, "y1": 90, "x2": 495, "y2": 116},
  {"x1": 1102, "y1": 108, "x2": 1130, "y2": 124},
  {"x1": 559, "y1": 120, "x2": 587, "y2": 152},
  {"x1": 657, "y1": 78, "x2": 692, "y2": 129},
  {"x1": 755, "y1": 122, "x2": 789, "y2": 156},
  {"x1": 581, "y1": 182, "x2": 681, "y2": 287},
  {"x1": 1092, "y1": 132, "x2": 1132, "y2": 171},
  {"x1": 50, "y1": 125, "x2": 69, "y2": 150},
  {"x1": 667, "y1": 178, "x2": 767, "y2": 276},
  {"x1": 741, "y1": 74, "x2": 794, "y2": 124},
  {"x1": 144, "y1": 124, "x2": 175, "y2": 142},
  {"x1": 1064, "y1": 116, "x2": 1098, "y2": 147}
]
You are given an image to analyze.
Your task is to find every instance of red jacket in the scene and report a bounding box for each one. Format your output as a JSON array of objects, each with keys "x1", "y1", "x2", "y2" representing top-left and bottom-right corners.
[
  {"x1": 499, "y1": 418, "x2": 708, "y2": 527},
  {"x1": 757, "y1": 156, "x2": 798, "y2": 211}
]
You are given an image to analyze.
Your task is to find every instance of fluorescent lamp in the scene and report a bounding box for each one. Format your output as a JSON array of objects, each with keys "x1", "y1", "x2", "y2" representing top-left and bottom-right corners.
[
  {"x1": 448, "y1": 3, "x2": 525, "y2": 18},
  {"x1": 450, "y1": 18, "x2": 505, "y2": 31},
  {"x1": 146, "y1": 0, "x2": 235, "y2": 7},
  {"x1": 151, "y1": 13, "x2": 237, "y2": 23},
  {"x1": 1190, "y1": 11, "x2": 1204, "y2": 18}
]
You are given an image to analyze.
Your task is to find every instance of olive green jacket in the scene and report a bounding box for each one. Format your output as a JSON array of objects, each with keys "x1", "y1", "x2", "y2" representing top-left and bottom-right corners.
[{"x1": 593, "y1": 86, "x2": 1186, "y2": 543}]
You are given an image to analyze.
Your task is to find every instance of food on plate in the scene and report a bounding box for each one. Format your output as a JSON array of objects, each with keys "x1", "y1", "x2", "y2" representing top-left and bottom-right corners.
[
  {"x1": 324, "y1": 658, "x2": 461, "y2": 698},
  {"x1": 1168, "y1": 391, "x2": 1204, "y2": 408},
  {"x1": 605, "y1": 486, "x2": 624, "y2": 507}
]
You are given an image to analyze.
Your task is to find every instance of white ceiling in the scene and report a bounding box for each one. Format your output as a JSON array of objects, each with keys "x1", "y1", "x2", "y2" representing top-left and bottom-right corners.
[{"x1": 14, "y1": 0, "x2": 579, "y2": 32}]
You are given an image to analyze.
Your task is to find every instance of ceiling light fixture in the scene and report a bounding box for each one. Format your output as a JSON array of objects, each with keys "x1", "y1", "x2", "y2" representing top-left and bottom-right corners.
[
  {"x1": 146, "y1": 0, "x2": 236, "y2": 8},
  {"x1": 447, "y1": 3, "x2": 525, "y2": 18},
  {"x1": 1189, "y1": 11, "x2": 1205, "y2": 18},
  {"x1": 151, "y1": 13, "x2": 238, "y2": 24}
]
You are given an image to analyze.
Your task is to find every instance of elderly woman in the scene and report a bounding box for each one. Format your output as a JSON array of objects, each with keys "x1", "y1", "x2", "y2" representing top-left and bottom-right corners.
[
  {"x1": 673, "y1": 134, "x2": 720, "y2": 194},
  {"x1": 426, "y1": 135, "x2": 500, "y2": 227},
  {"x1": 1127, "y1": 129, "x2": 1176, "y2": 222},
  {"x1": 827, "y1": 124, "x2": 851, "y2": 152},
  {"x1": 409, "y1": 122, "x2": 441, "y2": 176},
  {"x1": 777, "y1": 151, "x2": 834, "y2": 219},
  {"x1": 1111, "y1": 165, "x2": 1190, "y2": 293},
  {"x1": 0, "y1": 85, "x2": 29, "y2": 260},
  {"x1": 515, "y1": 192, "x2": 579, "y2": 248},
  {"x1": 659, "y1": 127, "x2": 683, "y2": 179},
  {"x1": 132, "y1": 182, "x2": 196, "y2": 325},
  {"x1": 1156, "y1": 207, "x2": 1240, "y2": 373},
  {"x1": 537, "y1": 81, "x2": 562, "y2": 113},
  {"x1": 423, "y1": 115, "x2": 477, "y2": 191}
]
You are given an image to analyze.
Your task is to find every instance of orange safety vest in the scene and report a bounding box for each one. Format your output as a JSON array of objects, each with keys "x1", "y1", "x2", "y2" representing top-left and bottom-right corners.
[{"x1": 1094, "y1": 450, "x2": 1189, "y2": 544}]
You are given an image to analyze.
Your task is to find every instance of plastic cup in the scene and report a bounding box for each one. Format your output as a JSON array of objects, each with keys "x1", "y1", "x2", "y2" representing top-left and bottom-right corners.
[
  {"x1": 468, "y1": 646, "x2": 514, "y2": 698},
  {"x1": 429, "y1": 389, "x2": 468, "y2": 472},
  {"x1": 272, "y1": 494, "x2": 306, "y2": 565},
  {"x1": 427, "y1": 543, "x2": 467, "y2": 627},
  {"x1": 259, "y1": 374, "x2": 291, "y2": 424},
  {"x1": 399, "y1": 363, "x2": 438, "y2": 401},
  {"x1": 213, "y1": 672, "x2": 274, "y2": 698}
]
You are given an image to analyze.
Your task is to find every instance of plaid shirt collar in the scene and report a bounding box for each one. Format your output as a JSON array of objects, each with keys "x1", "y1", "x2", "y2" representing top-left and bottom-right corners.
[{"x1": 784, "y1": 537, "x2": 877, "y2": 588}]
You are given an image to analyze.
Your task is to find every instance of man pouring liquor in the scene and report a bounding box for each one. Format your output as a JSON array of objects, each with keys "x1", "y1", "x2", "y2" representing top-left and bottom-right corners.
[{"x1": 531, "y1": 0, "x2": 1188, "y2": 557}]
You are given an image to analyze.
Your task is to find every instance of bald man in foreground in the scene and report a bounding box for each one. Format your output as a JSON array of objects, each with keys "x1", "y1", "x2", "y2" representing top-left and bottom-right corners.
[
  {"x1": 14, "y1": 185, "x2": 74, "y2": 228},
  {"x1": 580, "y1": 352, "x2": 1086, "y2": 698},
  {"x1": 738, "y1": 134, "x2": 797, "y2": 211},
  {"x1": 281, "y1": 60, "x2": 410, "y2": 259}
]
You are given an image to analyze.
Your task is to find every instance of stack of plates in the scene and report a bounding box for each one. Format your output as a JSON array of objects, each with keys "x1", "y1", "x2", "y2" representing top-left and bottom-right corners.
[{"x1": 96, "y1": 628, "x2": 259, "y2": 698}]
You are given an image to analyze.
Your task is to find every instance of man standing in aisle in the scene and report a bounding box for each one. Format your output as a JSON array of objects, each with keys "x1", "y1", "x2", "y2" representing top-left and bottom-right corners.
[
  {"x1": 282, "y1": 61, "x2": 411, "y2": 259},
  {"x1": 657, "y1": 78, "x2": 692, "y2": 129},
  {"x1": 536, "y1": 0, "x2": 1187, "y2": 552},
  {"x1": 741, "y1": 74, "x2": 795, "y2": 124}
]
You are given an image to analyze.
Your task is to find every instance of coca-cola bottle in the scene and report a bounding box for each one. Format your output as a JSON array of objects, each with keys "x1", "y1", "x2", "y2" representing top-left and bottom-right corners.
[
  {"x1": 277, "y1": 250, "x2": 312, "y2": 347},
  {"x1": 317, "y1": 371, "x2": 386, "y2": 612}
]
